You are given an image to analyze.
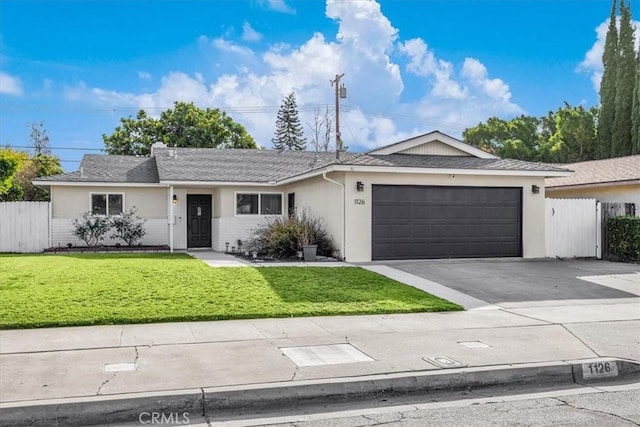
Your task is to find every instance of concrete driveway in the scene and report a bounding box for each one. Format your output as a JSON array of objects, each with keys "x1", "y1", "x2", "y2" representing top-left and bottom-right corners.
[{"x1": 387, "y1": 259, "x2": 640, "y2": 304}]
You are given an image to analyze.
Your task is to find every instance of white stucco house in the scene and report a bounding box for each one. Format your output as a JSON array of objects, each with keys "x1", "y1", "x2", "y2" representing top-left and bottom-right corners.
[
  {"x1": 34, "y1": 131, "x2": 571, "y2": 262},
  {"x1": 546, "y1": 155, "x2": 640, "y2": 215}
]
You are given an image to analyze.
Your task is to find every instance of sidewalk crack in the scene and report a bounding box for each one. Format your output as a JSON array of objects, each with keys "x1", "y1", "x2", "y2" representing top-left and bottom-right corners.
[
  {"x1": 96, "y1": 372, "x2": 117, "y2": 395},
  {"x1": 291, "y1": 365, "x2": 300, "y2": 381},
  {"x1": 553, "y1": 397, "x2": 639, "y2": 426}
]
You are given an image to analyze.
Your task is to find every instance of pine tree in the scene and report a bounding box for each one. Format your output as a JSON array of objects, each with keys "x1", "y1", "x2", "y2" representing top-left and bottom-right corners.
[
  {"x1": 631, "y1": 50, "x2": 640, "y2": 154},
  {"x1": 597, "y1": 0, "x2": 619, "y2": 159},
  {"x1": 272, "y1": 92, "x2": 307, "y2": 150},
  {"x1": 611, "y1": 0, "x2": 636, "y2": 157}
]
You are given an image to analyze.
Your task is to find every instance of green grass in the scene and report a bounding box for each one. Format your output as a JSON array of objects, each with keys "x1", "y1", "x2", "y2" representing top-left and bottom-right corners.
[{"x1": 0, "y1": 253, "x2": 462, "y2": 329}]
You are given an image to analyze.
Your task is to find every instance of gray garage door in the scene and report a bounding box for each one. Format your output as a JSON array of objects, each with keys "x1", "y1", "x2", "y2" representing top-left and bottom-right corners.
[{"x1": 372, "y1": 185, "x2": 522, "y2": 260}]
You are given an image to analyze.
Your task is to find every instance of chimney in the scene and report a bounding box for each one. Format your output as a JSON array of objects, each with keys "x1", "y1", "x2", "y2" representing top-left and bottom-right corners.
[{"x1": 150, "y1": 141, "x2": 167, "y2": 157}]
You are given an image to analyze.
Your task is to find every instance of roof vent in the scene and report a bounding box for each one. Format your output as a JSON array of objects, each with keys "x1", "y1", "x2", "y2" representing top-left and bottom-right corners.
[{"x1": 80, "y1": 167, "x2": 85, "y2": 178}]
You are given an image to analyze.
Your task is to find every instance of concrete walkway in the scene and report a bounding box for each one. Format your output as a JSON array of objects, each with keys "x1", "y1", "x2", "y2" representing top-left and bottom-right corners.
[{"x1": 1, "y1": 256, "x2": 639, "y2": 425}]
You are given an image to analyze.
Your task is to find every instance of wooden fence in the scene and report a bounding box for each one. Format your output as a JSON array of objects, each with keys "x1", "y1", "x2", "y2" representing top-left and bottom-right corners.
[{"x1": 0, "y1": 202, "x2": 49, "y2": 253}]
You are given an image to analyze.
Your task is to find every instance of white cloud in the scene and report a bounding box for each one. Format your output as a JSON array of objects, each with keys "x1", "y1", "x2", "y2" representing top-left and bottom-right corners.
[
  {"x1": 258, "y1": 0, "x2": 295, "y2": 14},
  {"x1": 578, "y1": 18, "x2": 640, "y2": 92},
  {"x1": 65, "y1": 0, "x2": 523, "y2": 150},
  {"x1": 398, "y1": 38, "x2": 467, "y2": 99},
  {"x1": 138, "y1": 71, "x2": 152, "y2": 80},
  {"x1": 212, "y1": 38, "x2": 254, "y2": 56},
  {"x1": 0, "y1": 71, "x2": 23, "y2": 96},
  {"x1": 462, "y1": 58, "x2": 513, "y2": 103},
  {"x1": 242, "y1": 22, "x2": 263, "y2": 42}
]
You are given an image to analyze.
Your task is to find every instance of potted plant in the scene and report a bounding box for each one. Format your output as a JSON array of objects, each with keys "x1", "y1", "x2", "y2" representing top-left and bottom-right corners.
[{"x1": 299, "y1": 228, "x2": 317, "y2": 262}]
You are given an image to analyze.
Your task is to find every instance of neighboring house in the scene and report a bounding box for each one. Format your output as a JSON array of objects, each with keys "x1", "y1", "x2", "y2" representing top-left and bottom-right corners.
[
  {"x1": 546, "y1": 155, "x2": 640, "y2": 213},
  {"x1": 33, "y1": 131, "x2": 570, "y2": 262}
]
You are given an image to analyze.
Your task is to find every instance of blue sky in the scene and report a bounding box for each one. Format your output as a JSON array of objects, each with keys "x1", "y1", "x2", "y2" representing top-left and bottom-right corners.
[{"x1": 0, "y1": 0, "x2": 638, "y2": 170}]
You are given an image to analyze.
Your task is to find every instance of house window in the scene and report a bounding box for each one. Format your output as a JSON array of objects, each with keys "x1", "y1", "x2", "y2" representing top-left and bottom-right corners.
[
  {"x1": 261, "y1": 194, "x2": 282, "y2": 215},
  {"x1": 236, "y1": 194, "x2": 259, "y2": 215},
  {"x1": 91, "y1": 193, "x2": 124, "y2": 216},
  {"x1": 236, "y1": 193, "x2": 282, "y2": 215}
]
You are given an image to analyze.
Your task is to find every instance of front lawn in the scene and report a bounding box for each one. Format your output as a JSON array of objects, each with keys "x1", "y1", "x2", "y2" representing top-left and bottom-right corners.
[{"x1": 0, "y1": 254, "x2": 462, "y2": 329}]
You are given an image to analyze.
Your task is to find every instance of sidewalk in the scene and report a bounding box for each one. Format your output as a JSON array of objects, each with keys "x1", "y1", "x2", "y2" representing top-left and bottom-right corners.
[{"x1": 1, "y1": 262, "x2": 639, "y2": 426}]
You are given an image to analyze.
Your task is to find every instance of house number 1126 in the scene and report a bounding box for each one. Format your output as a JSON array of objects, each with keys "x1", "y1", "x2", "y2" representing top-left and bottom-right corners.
[{"x1": 354, "y1": 199, "x2": 366, "y2": 205}]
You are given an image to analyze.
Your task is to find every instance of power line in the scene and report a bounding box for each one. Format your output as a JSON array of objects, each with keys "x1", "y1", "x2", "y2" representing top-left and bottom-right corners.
[{"x1": 1, "y1": 145, "x2": 104, "y2": 151}]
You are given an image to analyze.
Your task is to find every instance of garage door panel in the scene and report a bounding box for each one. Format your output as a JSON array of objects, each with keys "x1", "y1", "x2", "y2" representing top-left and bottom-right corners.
[{"x1": 372, "y1": 185, "x2": 522, "y2": 260}]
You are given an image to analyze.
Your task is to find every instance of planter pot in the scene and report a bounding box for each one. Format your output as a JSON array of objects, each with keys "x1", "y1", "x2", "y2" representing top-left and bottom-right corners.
[{"x1": 302, "y1": 245, "x2": 317, "y2": 262}]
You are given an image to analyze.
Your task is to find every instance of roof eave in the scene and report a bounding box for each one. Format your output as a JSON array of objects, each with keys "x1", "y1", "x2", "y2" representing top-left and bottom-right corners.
[
  {"x1": 31, "y1": 180, "x2": 163, "y2": 187},
  {"x1": 331, "y1": 164, "x2": 572, "y2": 177},
  {"x1": 546, "y1": 179, "x2": 640, "y2": 191}
]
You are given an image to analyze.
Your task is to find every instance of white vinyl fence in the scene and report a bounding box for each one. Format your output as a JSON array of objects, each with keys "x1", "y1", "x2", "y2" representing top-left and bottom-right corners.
[
  {"x1": 0, "y1": 202, "x2": 49, "y2": 253},
  {"x1": 546, "y1": 198, "x2": 601, "y2": 259}
]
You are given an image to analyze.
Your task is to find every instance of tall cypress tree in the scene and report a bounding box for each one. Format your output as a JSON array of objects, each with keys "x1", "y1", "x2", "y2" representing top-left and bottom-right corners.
[
  {"x1": 272, "y1": 92, "x2": 307, "y2": 151},
  {"x1": 597, "y1": 0, "x2": 619, "y2": 159},
  {"x1": 631, "y1": 50, "x2": 640, "y2": 154},
  {"x1": 611, "y1": 0, "x2": 636, "y2": 157}
]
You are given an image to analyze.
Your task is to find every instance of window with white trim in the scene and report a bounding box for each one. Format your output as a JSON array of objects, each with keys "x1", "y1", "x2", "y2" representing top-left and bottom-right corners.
[
  {"x1": 236, "y1": 193, "x2": 282, "y2": 215},
  {"x1": 91, "y1": 193, "x2": 124, "y2": 216}
]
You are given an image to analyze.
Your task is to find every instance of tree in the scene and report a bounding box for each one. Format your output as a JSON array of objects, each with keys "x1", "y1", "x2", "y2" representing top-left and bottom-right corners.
[
  {"x1": 461, "y1": 117, "x2": 509, "y2": 156},
  {"x1": 103, "y1": 102, "x2": 257, "y2": 156},
  {"x1": 30, "y1": 121, "x2": 51, "y2": 155},
  {"x1": 630, "y1": 43, "x2": 640, "y2": 154},
  {"x1": 272, "y1": 92, "x2": 307, "y2": 150},
  {"x1": 597, "y1": 0, "x2": 619, "y2": 158},
  {"x1": 0, "y1": 148, "x2": 62, "y2": 201},
  {"x1": 0, "y1": 150, "x2": 21, "y2": 196},
  {"x1": 463, "y1": 104, "x2": 599, "y2": 163},
  {"x1": 308, "y1": 106, "x2": 333, "y2": 152},
  {"x1": 545, "y1": 103, "x2": 598, "y2": 163},
  {"x1": 611, "y1": 0, "x2": 637, "y2": 157}
]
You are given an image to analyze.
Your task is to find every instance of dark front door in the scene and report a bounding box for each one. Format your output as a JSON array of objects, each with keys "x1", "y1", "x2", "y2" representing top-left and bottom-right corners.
[
  {"x1": 187, "y1": 195, "x2": 212, "y2": 248},
  {"x1": 372, "y1": 185, "x2": 522, "y2": 260}
]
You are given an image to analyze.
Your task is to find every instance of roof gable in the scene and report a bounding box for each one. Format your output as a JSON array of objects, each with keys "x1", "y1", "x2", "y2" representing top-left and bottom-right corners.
[{"x1": 368, "y1": 131, "x2": 498, "y2": 159}]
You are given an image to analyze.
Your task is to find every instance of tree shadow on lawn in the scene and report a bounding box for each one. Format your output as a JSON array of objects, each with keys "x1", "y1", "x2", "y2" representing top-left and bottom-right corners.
[{"x1": 254, "y1": 267, "x2": 456, "y2": 307}]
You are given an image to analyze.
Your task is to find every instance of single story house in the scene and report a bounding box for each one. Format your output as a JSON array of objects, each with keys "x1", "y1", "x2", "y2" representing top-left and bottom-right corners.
[
  {"x1": 545, "y1": 155, "x2": 640, "y2": 214},
  {"x1": 34, "y1": 131, "x2": 571, "y2": 262}
]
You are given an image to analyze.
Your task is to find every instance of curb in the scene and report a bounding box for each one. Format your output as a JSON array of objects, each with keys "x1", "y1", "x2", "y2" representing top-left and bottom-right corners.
[{"x1": 2, "y1": 358, "x2": 638, "y2": 426}]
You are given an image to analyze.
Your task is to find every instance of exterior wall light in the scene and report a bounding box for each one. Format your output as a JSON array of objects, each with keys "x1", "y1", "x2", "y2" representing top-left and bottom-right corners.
[
  {"x1": 531, "y1": 185, "x2": 540, "y2": 194},
  {"x1": 172, "y1": 194, "x2": 178, "y2": 204},
  {"x1": 356, "y1": 181, "x2": 365, "y2": 192}
]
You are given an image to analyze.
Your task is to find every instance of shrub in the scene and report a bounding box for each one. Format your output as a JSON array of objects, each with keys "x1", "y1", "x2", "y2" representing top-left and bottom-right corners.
[
  {"x1": 250, "y1": 209, "x2": 335, "y2": 258},
  {"x1": 110, "y1": 208, "x2": 147, "y2": 246},
  {"x1": 607, "y1": 216, "x2": 640, "y2": 262},
  {"x1": 72, "y1": 213, "x2": 111, "y2": 247}
]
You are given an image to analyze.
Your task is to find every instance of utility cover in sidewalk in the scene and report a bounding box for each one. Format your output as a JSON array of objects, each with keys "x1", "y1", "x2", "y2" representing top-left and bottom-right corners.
[
  {"x1": 423, "y1": 356, "x2": 465, "y2": 369},
  {"x1": 104, "y1": 363, "x2": 137, "y2": 372},
  {"x1": 281, "y1": 344, "x2": 374, "y2": 367},
  {"x1": 459, "y1": 341, "x2": 491, "y2": 349}
]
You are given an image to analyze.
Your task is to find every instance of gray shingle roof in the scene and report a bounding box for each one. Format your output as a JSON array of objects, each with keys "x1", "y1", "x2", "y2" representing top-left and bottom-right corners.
[
  {"x1": 153, "y1": 147, "x2": 343, "y2": 182},
  {"x1": 342, "y1": 154, "x2": 570, "y2": 172},
  {"x1": 36, "y1": 155, "x2": 159, "y2": 183},
  {"x1": 38, "y1": 148, "x2": 571, "y2": 185}
]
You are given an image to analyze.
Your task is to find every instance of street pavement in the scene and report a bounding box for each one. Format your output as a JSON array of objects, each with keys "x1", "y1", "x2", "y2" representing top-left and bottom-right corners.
[{"x1": 1, "y1": 255, "x2": 639, "y2": 426}]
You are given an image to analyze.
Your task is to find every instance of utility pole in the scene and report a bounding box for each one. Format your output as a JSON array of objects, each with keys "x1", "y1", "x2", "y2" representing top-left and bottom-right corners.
[{"x1": 330, "y1": 73, "x2": 347, "y2": 159}]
